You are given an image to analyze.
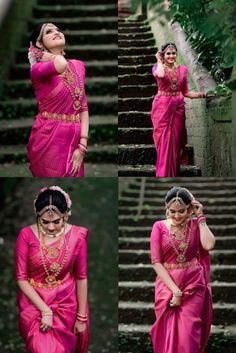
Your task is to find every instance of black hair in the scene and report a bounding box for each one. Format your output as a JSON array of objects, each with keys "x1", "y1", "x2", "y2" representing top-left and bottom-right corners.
[
  {"x1": 165, "y1": 187, "x2": 192, "y2": 206},
  {"x1": 161, "y1": 42, "x2": 178, "y2": 53},
  {"x1": 34, "y1": 189, "x2": 67, "y2": 214},
  {"x1": 30, "y1": 23, "x2": 46, "y2": 48}
]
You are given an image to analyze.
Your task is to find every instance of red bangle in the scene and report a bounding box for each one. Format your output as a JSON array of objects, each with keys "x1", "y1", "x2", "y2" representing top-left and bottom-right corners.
[{"x1": 80, "y1": 136, "x2": 88, "y2": 140}]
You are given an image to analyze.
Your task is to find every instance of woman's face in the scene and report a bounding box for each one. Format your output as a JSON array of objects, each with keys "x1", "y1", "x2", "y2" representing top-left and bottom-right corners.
[
  {"x1": 38, "y1": 24, "x2": 65, "y2": 51},
  {"x1": 39, "y1": 211, "x2": 65, "y2": 235},
  {"x1": 167, "y1": 202, "x2": 190, "y2": 226},
  {"x1": 163, "y1": 46, "x2": 177, "y2": 65}
]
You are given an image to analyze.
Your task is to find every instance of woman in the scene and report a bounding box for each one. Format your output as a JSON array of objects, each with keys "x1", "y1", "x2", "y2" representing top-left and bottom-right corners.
[
  {"x1": 150, "y1": 187, "x2": 215, "y2": 353},
  {"x1": 27, "y1": 23, "x2": 89, "y2": 177},
  {"x1": 151, "y1": 42, "x2": 205, "y2": 177},
  {"x1": 16, "y1": 186, "x2": 89, "y2": 353}
]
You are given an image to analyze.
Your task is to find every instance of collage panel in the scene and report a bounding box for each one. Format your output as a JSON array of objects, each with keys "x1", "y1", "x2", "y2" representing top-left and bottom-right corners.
[
  {"x1": 0, "y1": 177, "x2": 118, "y2": 353},
  {"x1": 118, "y1": 0, "x2": 236, "y2": 177},
  {"x1": 0, "y1": 0, "x2": 117, "y2": 178},
  {"x1": 119, "y1": 177, "x2": 236, "y2": 353}
]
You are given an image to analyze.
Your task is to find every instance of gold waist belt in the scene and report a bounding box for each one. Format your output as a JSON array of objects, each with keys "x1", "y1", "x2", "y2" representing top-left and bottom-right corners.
[
  {"x1": 158, "y1": 91, "x2": 180, "y2": 96},
  {"x1": 41, "y1": 111, "x2": 80, "y2": 122},
  {"x1": 163, "y1": 259, "x2": 197, "y2": 269},
  {"x1": 29, "y1": 278, "x2": 63, "y2": 289}
]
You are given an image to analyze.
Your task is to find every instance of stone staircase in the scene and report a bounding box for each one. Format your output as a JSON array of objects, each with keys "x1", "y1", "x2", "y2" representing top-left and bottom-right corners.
[
  {"x1": 118, "y1": 13, "x2": 201, "y2": 177},
  {"x1": 119, "y1": 177, "x2": 236, "y2": 353},
  {"x1": 0, "y1": 0, "x2": 117, "y2": 176}
]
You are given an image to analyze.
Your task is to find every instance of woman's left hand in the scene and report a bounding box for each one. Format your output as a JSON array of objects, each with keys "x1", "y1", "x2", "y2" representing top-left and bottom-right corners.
[
  {"x1": 71, "y1": 148, "x2": 84, "y2": 176},
  {"x1": 192, "y1": 199, "x2": 204, "y2": 217},
  {"x1": 73, "y1": 321, "x2": 86, "y2": 335}
]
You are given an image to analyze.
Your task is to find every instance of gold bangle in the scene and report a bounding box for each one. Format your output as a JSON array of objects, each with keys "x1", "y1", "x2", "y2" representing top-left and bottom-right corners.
[{"x1": 173, "y1": 290, "x2": 182, "y2": 297}]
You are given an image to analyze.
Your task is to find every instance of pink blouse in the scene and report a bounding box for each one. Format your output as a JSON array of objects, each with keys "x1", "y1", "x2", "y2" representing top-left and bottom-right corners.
[
  {"x1": 16, "y1": 225, "x2": 88, "y2": 283},
  {"x1": 150, "y1": 219, "x2": 200, "y2": 265}
]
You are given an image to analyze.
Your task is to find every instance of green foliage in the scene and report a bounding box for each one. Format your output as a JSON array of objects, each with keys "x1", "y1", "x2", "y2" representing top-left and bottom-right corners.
[{"x1": 131, "y1": 0, "x2": 236, "y2": 85}]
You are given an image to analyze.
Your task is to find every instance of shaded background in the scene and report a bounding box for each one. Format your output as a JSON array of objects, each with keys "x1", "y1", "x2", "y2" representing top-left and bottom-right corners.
[{"x1": 0, "y1": 177, "x2": 118, "y2": 353}]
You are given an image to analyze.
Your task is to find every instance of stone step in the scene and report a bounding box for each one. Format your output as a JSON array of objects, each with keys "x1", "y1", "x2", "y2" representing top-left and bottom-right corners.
[
  {"x1": 118, "y1": 63, "x2": 154, "y2": 75},
  {"x1": 38, "y1": 0, "x2": 114, "y2": 4},
  {"x1": 119, "y1": 264, "x2": 236, "y2": 283},
  {"x1": 33, "y1": 4, "x2": 117, "y2": 18},
  {"x1": 119, "y1": 46, "x2": 156, "y2": 57},
  {"x1": 119, "y1": 236, "x2": 236, "y2": 250},
  {"x1": 24, "y1": 29, "x2": 117, "y2": 46},
  {"x1": 119, "y1": 96, "x2": 153, "y2": 111},
  {"x1": 119, "y1": 128, "x2": 153, "y2": 144},
  {"x1": 119, "y1": 204, "x2": 236, "y2": 216},
  {"x1": 118, "y1": 21, "x2": 149, "y2": 28},
  {"x1": 119, "y1": 32, "x2": 154, "y2": 40},
  {"x1": 119, "y1": 74, "x2": 154, "y2": 86},
  {"x1": 119, "y1": 225, "x2": 236, "y2": 238},
  {"x1": 118, "y1": 325, "x2": 236, "y2": 353},
  {"x1": 28, "y1": 17, "x2": 117, "y2": 31},
  {"x1": 119, "y1": 281, "x2": 236, "y2": 303},
  {"x1": 119, "y1": 54, "x2": 156, "y2": 66},
  {"x1": 118, "y1": 144, "x2": 155, "y2": 165},
  {"x1": 16, "y1": 44, "x2": 117, "y2": 63},
  {"x1": 121, "y1": 187, "x2": 236, "y2": 199},
  {"x1": 126, "y1": 179, "x2": 236, "y2": 190},
  {"x1": 119, "y1": 85, "x2": 156, "y2": 98},
  {"x1": 119, "y1": 214, "x2": 236, "y2": 227},
  {"x1": 4, "y1": 77, "x2": 118, "y2": 99},
  {"x1": 0, "y1": 115, "x2": 117, "y2": 145},
  {"x1": 118, "y1": 38, "x2": 155, "y2": 48},
  {"x1": 118, "y1": 112, "x2": 152, "y2": 127},
  {"x1": 118, "y1": 26, "x2": 152, "y2": 34},
  {"x1": 118, "y1": 249, "x2": 236, "y2": 266},
  {"x1": 119, "y1": 301, "x2": 236, "y2": 326},
  {"x1": 0, "y1": 162, "x2": 117, "y2": 177},
  {"x1": 0, "y1": 96, "x2": 117, "y2": 120},
  {"x1": 10, "y1": 61, "x2": 117, "y2": 79},
  {"x1": 0, "y1": 144, "x2": 117, "y2": 164},
  {"x1": 118, "y1": 164, "x2": 202, "y2": 177}
]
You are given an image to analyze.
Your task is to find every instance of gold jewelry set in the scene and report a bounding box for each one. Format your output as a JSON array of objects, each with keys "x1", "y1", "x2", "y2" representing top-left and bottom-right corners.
[{"x1": 60, "y1": 63, "x2": 83, "y2": 111}]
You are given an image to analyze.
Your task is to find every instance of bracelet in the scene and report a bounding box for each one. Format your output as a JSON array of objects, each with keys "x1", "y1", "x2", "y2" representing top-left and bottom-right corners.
[
  {"x1": 76, "y1": 313, "x2": 88, "y2": 322},
  {"x1": 197, "y1": 216, "x2": 207, "y2": 224},
  {"x1": 172, "y1": 289, "x2": 182, "y2": 297},
  {"x1": 79, "y1": 142, "x2": 87, "y2": 149},
  {"x1": 41, "y1": 310, "x2": 53, "y2": 317},
  {"x1": 80, "y1": 136, "x2": 88, "y2": 140}
]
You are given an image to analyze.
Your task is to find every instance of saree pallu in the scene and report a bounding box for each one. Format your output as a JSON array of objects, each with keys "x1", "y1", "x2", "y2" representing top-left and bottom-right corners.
[
  {"x1": 27, "y1": 60, "x2": 88, "y2": 177},
  {"x1": 16, "y1": 225, "x2": 89, "y2": 353},
  {"x1": 151, "y1": 65, "x2": 189, "y2": 177},
  {"x1": 150, "y1": 220, "x2": 212, "y2": 353}
]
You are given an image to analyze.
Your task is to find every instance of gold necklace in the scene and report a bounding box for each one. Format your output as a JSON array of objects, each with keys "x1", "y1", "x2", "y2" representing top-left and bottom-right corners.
[
  {"x1": 38, "y1": 226, "x2": 69, "y2": 285},
  {"x1": 169, "y1": 225, "x2": 192, "y2": 263},
  {"x1": 38, "y1": 224, "x2": 65, "y2": 238}
]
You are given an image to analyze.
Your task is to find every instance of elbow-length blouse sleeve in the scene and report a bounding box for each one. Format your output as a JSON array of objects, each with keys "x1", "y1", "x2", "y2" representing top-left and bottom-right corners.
[
  {"x1": 74, "y1": 227, "x2": 89, "y2": 280},
  {"x1": 31, "y1": 61, "x2": 59, "y2": 82},
  {"x1": 78, "y1": 61, "x2": 88, "y2": 113},
  {"x1": 181, "y1": 66, "x2": 189, "y2": 95},
  {"x1": 150, "y1": 222, "x2": 163, "y2": 264},
  {"x1": 15, "y1": 228, "x2": 29, "y2": 281}
]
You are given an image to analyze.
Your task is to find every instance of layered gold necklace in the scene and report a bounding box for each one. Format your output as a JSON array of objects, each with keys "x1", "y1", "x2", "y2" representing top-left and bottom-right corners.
[
  {"x1": 168, "y1": 221, "x2": 192, "y2": 263},
  {"x1": 38, "y1": 224, "x2": 69, "y2": 285}
]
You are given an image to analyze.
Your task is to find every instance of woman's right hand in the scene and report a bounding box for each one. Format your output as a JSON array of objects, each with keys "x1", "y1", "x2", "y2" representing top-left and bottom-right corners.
[
  {"x1": 155, "y1": 51, "x2": 163, "y2": 63},
  {"x1": 41, "y1": 51, "x2": 56, "y2": 62},
  {"x1": 40, "y1": 313, "x2": 53, "y2": 332},
  {"x1": 169, "y1": 295, "x2": 181, "y2": 307}
]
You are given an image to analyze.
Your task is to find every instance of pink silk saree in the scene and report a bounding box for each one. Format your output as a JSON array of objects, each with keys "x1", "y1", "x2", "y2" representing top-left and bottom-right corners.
[
  {"x1": 150, "y1": 219, "x2": 212, "y2": 353},
  {"x1": 16, "y1": 225, "x2": 89, "y2": 353},
  {"x1": 27, "y1": 60, "x2": 88, "y2": 177},
  {"x1": 151, "y1": 65, "x2": 189, "y2": 177}
]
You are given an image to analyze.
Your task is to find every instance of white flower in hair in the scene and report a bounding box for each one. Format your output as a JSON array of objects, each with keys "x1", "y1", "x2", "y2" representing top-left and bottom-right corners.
[{"x1": 49, "y1": 186, "x2": 72, "y2": 210}]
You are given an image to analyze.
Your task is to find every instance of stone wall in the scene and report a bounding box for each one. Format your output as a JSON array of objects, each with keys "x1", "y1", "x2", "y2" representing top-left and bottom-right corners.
[{"x1": 146, "y1": 6, "x2": 234, "y2": 176}]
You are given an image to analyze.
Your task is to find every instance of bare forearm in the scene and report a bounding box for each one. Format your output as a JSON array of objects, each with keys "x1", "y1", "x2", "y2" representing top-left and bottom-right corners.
[
  {"x1": 80, "y1": 111, "x2": 89, "y2": 147},
  {"x1": 76, "y1": 279, "x2": 87, "y2": 315},
  {"x1": 153, "y1": 263, "x2": 180, "y2": 292},
  {"x1": 17, "y1": 280, "x2": 50, "y2": 312},
  {"x1": 199, "y1": 223, "x2": 215, "y2": 251},
  {"x1": 154, "y1": 61, "x2": 165, "y2": 78},
  {"x1": 184, "y1": 91, "x2": 203, "y2": 99}
]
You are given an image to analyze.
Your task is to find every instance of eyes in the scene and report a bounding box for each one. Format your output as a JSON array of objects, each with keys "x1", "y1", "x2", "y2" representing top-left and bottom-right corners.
[
  {"x1": 169, "y1": 209, "x2": 186, "y2": 214},
  {"x1": 45, "y1": 28, "x2": 61, "y2": 35},
  {"x1": 166, "y1": 52, "x2": 176, "y2": 55},
  {"x1": 41, "y1": 219, "x2": 61, "y2": 225}
]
